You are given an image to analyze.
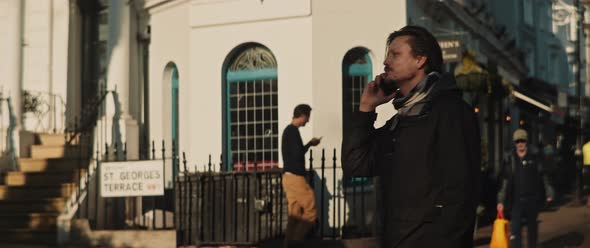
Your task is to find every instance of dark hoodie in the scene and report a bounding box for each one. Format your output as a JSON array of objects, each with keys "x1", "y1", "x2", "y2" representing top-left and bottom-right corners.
[{"x1": 342, "y1": 73, "x2": 481, "y2": 248}]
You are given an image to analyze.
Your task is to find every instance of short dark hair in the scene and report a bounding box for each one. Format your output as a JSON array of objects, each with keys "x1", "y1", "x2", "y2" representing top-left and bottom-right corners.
[
  {"x1": 293, "y1": 104, "x2": 312, "y2": 118},
  {"x1": 387, "y1": 25, "x2": 443, "y2": 73}
]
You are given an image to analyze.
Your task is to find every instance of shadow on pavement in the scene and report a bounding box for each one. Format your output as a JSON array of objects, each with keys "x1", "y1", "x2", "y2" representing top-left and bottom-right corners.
[
  {"x1": 258, "y1": 237, "x2": 379, "y2": 248},
  {"x1": 473, "y1": 236, "x2": 491, "y2": 247},
  {"x1": 258, "y1": 238, "x2": 346, "y2": 248},
  {"x1": 541, "y1": 195, "x2": 576, "y2": 213},
  {"x1": 540, "y1": 231, "x2": 585, "y2": 248}
]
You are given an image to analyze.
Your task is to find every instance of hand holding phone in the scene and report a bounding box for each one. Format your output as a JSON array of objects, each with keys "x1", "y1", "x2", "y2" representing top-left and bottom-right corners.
[
  {"x1": 360, "y1": 74, "x2": 398, "y2": 112},
  {"x1": 309, "y1": 136, "x2": 322, "y2": 146}
]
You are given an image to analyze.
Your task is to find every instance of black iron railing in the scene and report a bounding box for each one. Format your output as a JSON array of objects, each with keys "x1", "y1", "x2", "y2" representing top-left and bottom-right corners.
[
  {"x1": 175, "y1": 148, "x2": 378, "y2": 246},
  {"x1": 70, "y1": 139, "x2": 178, "y2": 230}
]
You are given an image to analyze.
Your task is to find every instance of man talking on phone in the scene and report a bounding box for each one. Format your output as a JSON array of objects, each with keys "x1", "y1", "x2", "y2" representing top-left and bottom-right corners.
[
  {"x1": 342, "y1": 26, "x2": 481, "y2": 247},
  {"x1": 282, "y1": 104, "x2": 321, "y2": 245}
]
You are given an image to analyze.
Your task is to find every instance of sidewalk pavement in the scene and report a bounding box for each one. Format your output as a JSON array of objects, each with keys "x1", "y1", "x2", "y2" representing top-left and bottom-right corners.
[
  {"x1": 260, "y1": 200, "x2": 590, "y2": 248},
  {"x1": 474, "y1": 200, "x2": 590, "y2": 248}
]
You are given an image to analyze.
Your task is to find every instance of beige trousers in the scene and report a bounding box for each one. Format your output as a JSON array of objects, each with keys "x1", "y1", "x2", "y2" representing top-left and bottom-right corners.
[{"x1": 282, "y1": 173, "x2": 317, "y2": 223}]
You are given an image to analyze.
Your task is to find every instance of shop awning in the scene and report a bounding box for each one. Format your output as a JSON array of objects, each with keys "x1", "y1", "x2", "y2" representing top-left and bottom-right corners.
[{"x1": 512, "y1": 90, "x2": 553, "y2": 112}]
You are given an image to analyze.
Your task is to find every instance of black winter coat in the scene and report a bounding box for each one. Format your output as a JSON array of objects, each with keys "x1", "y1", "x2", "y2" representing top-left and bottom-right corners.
[
  {"x1": 497, "y1": 150, "x2": 555, "y2": 211},
  {"x1": 342, "y1": 73, "x2": 481, "y2": 248}
]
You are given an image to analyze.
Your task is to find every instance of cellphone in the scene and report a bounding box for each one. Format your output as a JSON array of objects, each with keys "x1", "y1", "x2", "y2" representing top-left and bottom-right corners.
[{"x1": 379, "y1": 79, "x2": 399, "y2": 95}]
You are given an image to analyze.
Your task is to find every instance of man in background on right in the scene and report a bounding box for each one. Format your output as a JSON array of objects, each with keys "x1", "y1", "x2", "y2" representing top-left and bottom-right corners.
[{"x1": 497, "y1": 129, "x2": 554, "y2": 248}]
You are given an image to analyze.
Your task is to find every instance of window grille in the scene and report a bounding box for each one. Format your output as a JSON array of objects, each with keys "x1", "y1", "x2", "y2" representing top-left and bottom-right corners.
[{"x1": 226, "y1": 46, "x2": 278, "y2": 170}]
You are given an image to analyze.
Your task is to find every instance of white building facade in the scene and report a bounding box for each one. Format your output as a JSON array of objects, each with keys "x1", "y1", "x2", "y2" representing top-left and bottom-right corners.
[
  {"x1": 0, "y1": 0, "x2": 406, "y2": 165},
  {"x1": 0, "y1": 0, "x2": 406, "y2": 236},
  {"x1": 146, "y1": 0, "x2": 404, "y2": 167},
  {"x1": 0, "y1": 0, "x2": 80, "y2": 165}
]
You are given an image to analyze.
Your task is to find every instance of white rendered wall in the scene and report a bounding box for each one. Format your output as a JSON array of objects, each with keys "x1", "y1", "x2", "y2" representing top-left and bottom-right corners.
[
  {"x1": 311, "y1": 0, "x2": 405, "y2": 155},
  {"x1": 149, "y1": 0, "x2": 406, "y2": 167},
  {"x1": 310, "y1": 0, "x2": 406, "y2": 235},
  {"x1": 147, "y1": 0, "x2": 191, "y2": 158},
  {"x1": 186, "y1": 21, "x2": 313, "y2": 169},
  {"x1": 147, "y1": 0, "x2": 406, "y2": 235},
  {"x1": 21, "y1": 0, "x2": 50, "y2": 94},
  {"x1": 21, "y1": 0, "x2": 50, "y2": 131},
  {"x1": 149, "y1": 0, "x2": 313, "y2": 167},
  {"x1": 0, "y1": 0, "x2": 23, "y2": 159},
  {"x1": 50, "y1": 0, "x2": 70, "y2": 132},
  {"x1": 0, "y1": 0, "x2": 23, "y2": 122},
  {"x1": 20, "y1": 0, "x2": 70, "y2": 133}
]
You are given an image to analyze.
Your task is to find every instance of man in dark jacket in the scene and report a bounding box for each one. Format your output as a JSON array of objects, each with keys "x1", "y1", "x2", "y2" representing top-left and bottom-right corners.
[
  {"x1": 497, "y1": 129, "x2": 554, "y2": 248},
  {"x1": 282, "y1": 104, "x2": 321, "y2": 243},
  {"x1": 341, "y1": 25, "x2": 481, "y2": 247}
]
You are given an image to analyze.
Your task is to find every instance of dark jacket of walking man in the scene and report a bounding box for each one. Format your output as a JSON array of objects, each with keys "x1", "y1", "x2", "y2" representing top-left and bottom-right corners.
[
  {"x1": 341, "y1": 25, "x2": 481, "y2": 248},
  {"x1": 497, "y1": 129, "x2": 554, "y2": 248},
  {"x1": 281, "y1": 104, "x2": 321, "y2": 244}
]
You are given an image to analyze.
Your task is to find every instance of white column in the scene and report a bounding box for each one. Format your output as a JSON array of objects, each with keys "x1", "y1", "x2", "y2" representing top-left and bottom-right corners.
[
  {"x1": 106, "y1": 0, "x2": 139, "y2": 160},
  {"x1": 66, "y1": 0, "x2": 81, "y2": 128},
  {"x1": 0, "y1": 0, "x2": 24, "y2": 161},
  {"x1": 0, "y1": 0, "x2": 23, "y2": 126},
  {"x1": 107, "y1": 0, "x2": 130, "y2": 110},
  {"x1": 50, "y1": 0, "x2": 72, "y2": 133}
]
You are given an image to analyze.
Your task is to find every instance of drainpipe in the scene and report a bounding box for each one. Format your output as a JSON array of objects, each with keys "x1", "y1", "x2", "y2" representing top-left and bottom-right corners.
[{"x1": 17, "y1": 0, "x2": 24, "y2": 129}]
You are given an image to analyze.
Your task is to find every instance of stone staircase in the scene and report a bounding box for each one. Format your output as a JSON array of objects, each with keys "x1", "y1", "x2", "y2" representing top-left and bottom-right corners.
[{"x1": 0, "y1": 133, "x2": 87, "y2": 246}]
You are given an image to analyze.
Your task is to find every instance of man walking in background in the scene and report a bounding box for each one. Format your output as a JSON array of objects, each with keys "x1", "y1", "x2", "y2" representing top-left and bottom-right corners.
[
  {"x1": 281, "y1": 104, "x2": 321, "y2": 245},
  {"x1": 497, "y1": 129, "x2": 554, "y2": 248}
]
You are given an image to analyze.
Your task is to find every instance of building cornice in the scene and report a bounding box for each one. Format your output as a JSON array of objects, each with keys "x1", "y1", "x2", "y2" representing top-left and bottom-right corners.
[{"x1": 144, "y1": 0, "x2": 175, "y2": 10}]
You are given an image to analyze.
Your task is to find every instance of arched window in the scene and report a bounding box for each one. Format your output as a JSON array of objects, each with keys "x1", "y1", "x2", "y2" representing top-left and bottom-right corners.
[
  {"x1": 163, "y1": 63, "x2": 179, "y2": 178},
  {"x1": 224, "y1": 45, "x2": 278, "y2": 171},
  {"x1": 341, "y1": 48, "x2": 373, "y2": 233},
  {"x1": 342, "y1": 48, "x2": 372, "y2": 133}
]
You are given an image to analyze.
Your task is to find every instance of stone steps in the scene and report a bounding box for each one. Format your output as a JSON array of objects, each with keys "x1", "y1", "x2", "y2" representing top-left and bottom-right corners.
[
  {"x1": 18, "y1": 158, "x2": 82, "y2": 173},
  {"x1": 0, "y1": 183, "x2": 76, "y2": 200},
  {"x1": 30, "y1": 145, "x2": 89, "y2": 160},
  {"x1": 0, "y1": 213, "x2": 59, "y2": 229},
  {"x1": 0, "y1": 171, "x2": 84, "y2": 186},
  {"x1": 0, "y1": 197, "x2": 68, "y2": 213},
  {"x1": 5, "y1": 131, "x2": 91, "y2": 246},
  {"x1": 0, "y1": 228, "x2": 57, "y2": 246}
]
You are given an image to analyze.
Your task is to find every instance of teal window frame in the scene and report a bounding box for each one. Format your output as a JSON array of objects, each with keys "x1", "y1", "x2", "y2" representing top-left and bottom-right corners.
[{"x1": 225, "y1": 68, "x2": 278, "y2": 170}]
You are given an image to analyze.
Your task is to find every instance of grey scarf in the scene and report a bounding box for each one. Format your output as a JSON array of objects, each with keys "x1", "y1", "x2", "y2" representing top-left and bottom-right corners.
[
  {"x1": 392, "y1": 72, "x2": 440, "y2": 116},
  {"x1": 388, "y1": 72, "x2": 440, "y2": 132}
]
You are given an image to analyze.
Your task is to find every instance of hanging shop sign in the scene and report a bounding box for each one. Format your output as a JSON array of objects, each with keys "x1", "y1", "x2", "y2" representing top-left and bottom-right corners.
[{"x1": 439, "y1": 39, "x2": 462, "y2": 63}]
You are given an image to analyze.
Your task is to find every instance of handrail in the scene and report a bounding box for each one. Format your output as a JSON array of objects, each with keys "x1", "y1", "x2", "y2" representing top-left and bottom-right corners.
[
  {"x1": 66, "y1": 88, "x2": 110, "y2": 145},
  {"x1": 58, "y1": 86, "x2": 110, "y2": 244}
]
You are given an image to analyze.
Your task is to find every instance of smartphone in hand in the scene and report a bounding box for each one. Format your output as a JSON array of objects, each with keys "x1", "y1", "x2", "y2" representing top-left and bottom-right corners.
[
  {"x1": 310, "y1": 136, "x2": 322, "y2": 146},
  {"x1": 379, "y1": 79, "x2": 399, "y2": 95}
]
